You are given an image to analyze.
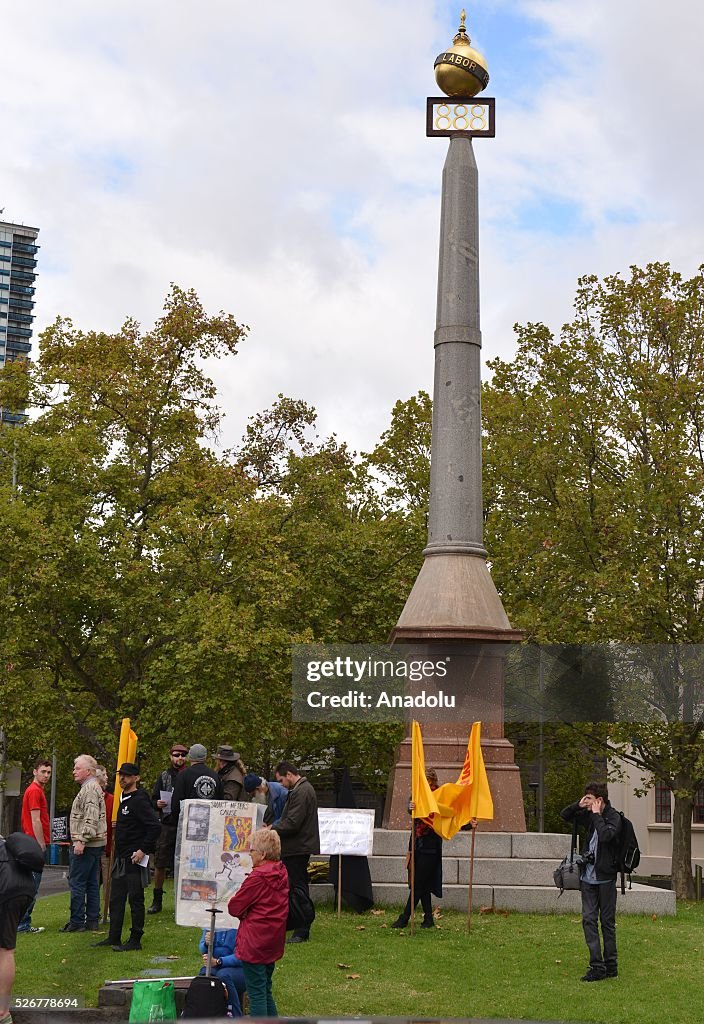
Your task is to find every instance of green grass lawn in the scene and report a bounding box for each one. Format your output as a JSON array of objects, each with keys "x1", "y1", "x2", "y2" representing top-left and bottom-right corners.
[{"x1": 14, "y1": 887, "x2": 704, "y2": 1023}]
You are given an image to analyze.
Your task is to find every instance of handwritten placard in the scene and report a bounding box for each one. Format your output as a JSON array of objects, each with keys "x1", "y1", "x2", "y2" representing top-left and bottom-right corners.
[
  {"x1": 318, "y1": 807, "x2": 374, "y2": 857},
  {"x1": 51, "y1": 815, "x2": 69, "y2": 843}
]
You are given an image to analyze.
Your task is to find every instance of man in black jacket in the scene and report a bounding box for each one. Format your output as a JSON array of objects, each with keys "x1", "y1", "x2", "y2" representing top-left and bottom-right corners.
[
  {"x1": 272, "y1": 761, "x2": 320, "y2": 944},
  {"x1": 92, "y1": 763, "x2": 161, "y2": 952},
  {"x1": 561, "y1": 782, "x2": 622, "y2": 981},
  {"x1": 148, "y1": 743, "x2": 188, "y2": 915},
  {"x1": 170, "y1": 744, "x2": 223, "y2": 825}
]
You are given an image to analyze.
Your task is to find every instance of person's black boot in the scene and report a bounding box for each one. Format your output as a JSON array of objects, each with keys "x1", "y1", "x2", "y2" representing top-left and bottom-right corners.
[
  {"x1": 147, "y1": 888, "x2": 163, "y2": 915},
  {"x1": 113, "y1": 932, "x2": 143, "y2": 952},
  {"x1": 391, "y1": 916, "x2": 409, "y2": 929},
  {"x1": 421, "y1": 915, "x2": 435, "y2": 929}
]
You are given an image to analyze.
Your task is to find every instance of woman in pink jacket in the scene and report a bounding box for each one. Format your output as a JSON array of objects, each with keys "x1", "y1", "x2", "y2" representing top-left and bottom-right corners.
[{"x1": 228, "y1": 829, "x2": 289, "y2": 1017}]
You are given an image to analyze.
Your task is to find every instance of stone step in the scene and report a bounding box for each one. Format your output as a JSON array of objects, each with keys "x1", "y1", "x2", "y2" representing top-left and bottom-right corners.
[
  {"x1": 310, "y1": 881, "x2": 675, "y2": 916},
  {"x1": 372, "y1": 829, "x2": 573, "y2": 860},
  {"x1": 368, "y1": 854, "x2": 557, "y2": 886}
]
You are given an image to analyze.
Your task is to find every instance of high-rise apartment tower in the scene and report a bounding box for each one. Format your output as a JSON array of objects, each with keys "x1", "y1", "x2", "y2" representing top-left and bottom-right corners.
[{"x1": 0, "y1": 219, "x2": 39, "y2": 423}]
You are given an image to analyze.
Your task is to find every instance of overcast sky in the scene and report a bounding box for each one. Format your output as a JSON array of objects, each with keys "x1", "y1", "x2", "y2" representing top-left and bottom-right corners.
[{"x1": 2, "y1": 1, "x2": 703, "y2": 454}]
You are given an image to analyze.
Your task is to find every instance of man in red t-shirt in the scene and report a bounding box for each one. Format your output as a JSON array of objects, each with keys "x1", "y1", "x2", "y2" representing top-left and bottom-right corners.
[{"x1": 17, "y1": 759, "x2": 52, "y2": 934}]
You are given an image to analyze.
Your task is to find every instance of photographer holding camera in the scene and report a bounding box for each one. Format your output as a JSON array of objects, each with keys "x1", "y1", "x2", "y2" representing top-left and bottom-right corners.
[{"x1": 561, "y1": 782, "x2": 622, "y2": 982}]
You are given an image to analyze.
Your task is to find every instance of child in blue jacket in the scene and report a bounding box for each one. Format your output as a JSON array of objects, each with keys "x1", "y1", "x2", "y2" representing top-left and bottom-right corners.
[{"x1": 198, "y1": 927, "x2": 246, "y2": 1016}]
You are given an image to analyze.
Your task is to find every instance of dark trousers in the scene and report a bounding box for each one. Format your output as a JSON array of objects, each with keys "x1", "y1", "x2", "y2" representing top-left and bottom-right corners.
[
  {"x1": 581, "y1": 880, "x2": 617, "y2": 974},
  {"x1": 400, "y1": 889, "x2": 432, "y2": 922},
  {"x1": 17, "y1": 870, "x2": 43, "y2": 931},
  {"x1": 242, "y1": 962, "x2": 276, "y2": 1017},
  {"x1": 282, "y1": 854, "x2": 311, "y2": 938},
  {"x1": 108, "y1": 861, "x2": 146, "y2": 943},
  {"x1": 68, "y1": 846, "x2": 104, "y2": 926},
  {"x1": 399, "y1": 853, "x2": 437, "y2": 923}
]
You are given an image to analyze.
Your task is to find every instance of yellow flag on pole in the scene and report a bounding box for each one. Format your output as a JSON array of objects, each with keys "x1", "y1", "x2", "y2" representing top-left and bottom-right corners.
[
  {"x1": 411, "y1": 720, "x2": 440, "y2": 820},
  {"x1": 425, "y1": 721, "x2": 494, "y2": 840},
  {"x1": 114, "y1": 717, "x2": 138, "y2": 822},
  {"x1": 462, "y1": 721, "x2": 494, "y2": 821}
]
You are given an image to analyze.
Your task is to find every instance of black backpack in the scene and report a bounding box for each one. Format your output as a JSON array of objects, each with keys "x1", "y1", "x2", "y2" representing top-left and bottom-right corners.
[
  {"x1": 6, "y1": 832, "x2": 46, "y2": 872},
  {"x1": 0, "y1": 835, "x2": 40, "y2": 903},
  {"x1": 617, "y1": 812, "x2": 640, "y2": 894},
  {"x1": 181, "y1": 975, "x2": 228, "y2": 1019},
  {"x1": 287, "y1": 883, "x2": 316, "y2": 931}
]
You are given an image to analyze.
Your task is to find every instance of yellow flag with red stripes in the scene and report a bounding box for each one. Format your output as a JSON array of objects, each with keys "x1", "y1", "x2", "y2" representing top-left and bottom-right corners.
[
  {"x1": 426, "y1": 722, "x2": 493, "y2": 840},
  {"x1": 462, "y1": 721, "x2": 494, "y2": 821}
]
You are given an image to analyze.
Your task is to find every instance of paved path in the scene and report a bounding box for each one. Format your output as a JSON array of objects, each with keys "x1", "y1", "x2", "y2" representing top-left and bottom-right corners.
[{"x1": 37, "y1": 864, "x2": 70, "y2": 897}]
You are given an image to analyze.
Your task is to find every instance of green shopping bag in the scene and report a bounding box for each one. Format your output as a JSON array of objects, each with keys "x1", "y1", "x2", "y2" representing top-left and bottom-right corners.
[{"x1": 128, "y1": 979, "x2": 177, "y2": 1022}]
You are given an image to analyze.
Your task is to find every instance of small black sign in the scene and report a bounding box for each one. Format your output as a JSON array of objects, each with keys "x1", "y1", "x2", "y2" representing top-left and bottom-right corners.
[{"x1": 51, "y1": 815, "x2": 69, "y2": 843}]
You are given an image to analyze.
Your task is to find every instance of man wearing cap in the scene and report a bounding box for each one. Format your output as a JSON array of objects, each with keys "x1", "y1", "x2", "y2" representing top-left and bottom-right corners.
[
  {"x1": 93, "y1": 763, "x2": 160, "y2": 952},
  {"x1": 215, "y1": 746, "x2": 247, "y2": 802},
  {"x1": 147, "y1": 743, "x2": 188, "y2": 915},
  {"x1": 170, "y1": 745, "x2": 223, "y2": 824},
  {"x1": 244, "y1": 774, "x2": 288, "y2": 827}
]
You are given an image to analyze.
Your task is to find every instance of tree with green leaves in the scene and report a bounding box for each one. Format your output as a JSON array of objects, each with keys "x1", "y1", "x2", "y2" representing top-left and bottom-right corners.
[
  {"x1": 231, "y1": 394, "x2": 421, "y2": 789},
  {"x1": 0, "y1": 297, "x2": 421, "y2": 795},
  {"x1": 0, "y1": 287, "x2": 249, "y2": 770},
  {"x1": 483, "y1": 263, "x2": 704, "y2": 897}
]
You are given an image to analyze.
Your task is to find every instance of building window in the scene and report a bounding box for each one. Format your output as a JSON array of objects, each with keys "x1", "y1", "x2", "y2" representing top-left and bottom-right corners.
[
  {"x1": 654, "y1": 780, "x2": 672, "y2": 824},
  {"x1": 694, "y1": 788, "x2": 704, "y2": 825}
]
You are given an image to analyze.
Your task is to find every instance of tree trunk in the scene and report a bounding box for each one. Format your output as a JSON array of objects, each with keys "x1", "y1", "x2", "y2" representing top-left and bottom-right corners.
[{"x1": 671, "y1": 790, "x2": 695, "y2": 899}]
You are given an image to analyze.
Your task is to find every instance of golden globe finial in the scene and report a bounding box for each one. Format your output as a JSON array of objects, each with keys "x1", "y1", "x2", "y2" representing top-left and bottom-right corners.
[{"x1": 434, "y1": 8, "x2": 489, "y2": 98}]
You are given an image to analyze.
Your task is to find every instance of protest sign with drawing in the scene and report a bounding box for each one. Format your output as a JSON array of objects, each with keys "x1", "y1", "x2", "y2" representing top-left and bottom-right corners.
[{"x1": 174, "y1": 799, "x2": 264, "y2": 927}]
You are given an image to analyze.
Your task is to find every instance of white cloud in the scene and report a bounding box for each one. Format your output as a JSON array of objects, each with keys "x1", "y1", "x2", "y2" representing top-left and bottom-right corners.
[{"x1": 1, "y1": 0, "x2": 702, "y2": 452}]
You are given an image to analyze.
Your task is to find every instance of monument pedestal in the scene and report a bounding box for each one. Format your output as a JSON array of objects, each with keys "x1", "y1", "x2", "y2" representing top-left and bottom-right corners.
[
  {"x1": 383, "y1": 729, "x2": 525, "y2": 831},
  {"x1": 383, "y1": 630, "x2": 526, "y2": 832}
]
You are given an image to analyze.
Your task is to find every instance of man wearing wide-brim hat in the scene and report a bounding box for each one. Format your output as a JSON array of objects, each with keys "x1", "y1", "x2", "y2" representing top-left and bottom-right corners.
[{"x1": 214, "y1": 746, "x2": 247, "y2": 803}]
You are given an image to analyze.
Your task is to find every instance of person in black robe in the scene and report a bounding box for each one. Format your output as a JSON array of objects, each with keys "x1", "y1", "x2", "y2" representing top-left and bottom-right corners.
[
  {"x1": 328, "y1": 768, "x2": 374, "y2": 913},
  {"x1": 391, "y1": 767, "x2": 442, "y2": 929}
]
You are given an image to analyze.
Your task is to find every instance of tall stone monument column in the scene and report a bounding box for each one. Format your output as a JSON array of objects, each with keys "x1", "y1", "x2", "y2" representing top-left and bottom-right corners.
[{"x1": 384, "y1": 12, "x2": 526, "y2": 831}]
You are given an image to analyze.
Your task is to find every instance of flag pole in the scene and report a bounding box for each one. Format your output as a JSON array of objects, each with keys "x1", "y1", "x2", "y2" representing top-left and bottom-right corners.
[
  {"x1": 409, "y1": 801, "x2": 416, "y2": 935},
  {"x1": 467, "y1": 818, "x2": 477, "y2": 933},
  {"x1": 337, "y1": 857, "x2": 342, "y2": 918},
  {"x1": 102, "y1": 844, "x2": 115, "y2": 924}
]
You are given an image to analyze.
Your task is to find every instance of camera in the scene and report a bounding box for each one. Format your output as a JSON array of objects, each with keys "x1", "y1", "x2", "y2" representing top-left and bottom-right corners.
[{"x1": 575, "y1": 851, "x2": 595, "y2": 867}]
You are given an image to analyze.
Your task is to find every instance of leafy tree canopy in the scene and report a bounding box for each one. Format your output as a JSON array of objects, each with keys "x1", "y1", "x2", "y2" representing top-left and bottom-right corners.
[
  {"x1": 0, "y1": 290, "x2": 420, "y2": 798},
  {"x1": 484, "y1": 263, "x2": 704, "y2": 896}
]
